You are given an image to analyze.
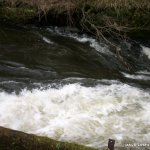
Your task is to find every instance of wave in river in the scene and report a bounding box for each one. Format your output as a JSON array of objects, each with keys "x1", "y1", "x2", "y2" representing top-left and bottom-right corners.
[
  {"x1": 0, "y1": 82, "x2": 150, "y2": 148},
  {"x1": 47, "y1": 27, "x2": 113, "y2": 55},
  {"x1": 142, "y1": 46, "x2": 150, "y2": 60},
  {"x1": 122, "y1": 72, "x2": 150, "y2": 80}
]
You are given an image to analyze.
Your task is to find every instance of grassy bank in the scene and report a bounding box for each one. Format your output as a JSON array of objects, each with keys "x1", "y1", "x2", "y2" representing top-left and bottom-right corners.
[
  {"x1": 0, "y1": 0, "x2": 150, "y2": 39},
  {"x1": 0, "y1": 126, "x2": 97, "y2": 150}
]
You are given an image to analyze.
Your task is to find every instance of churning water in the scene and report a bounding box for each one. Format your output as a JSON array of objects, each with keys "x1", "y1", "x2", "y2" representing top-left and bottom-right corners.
[{"x1": 0, "y1": 24, "x2": 150, "y2": 149}]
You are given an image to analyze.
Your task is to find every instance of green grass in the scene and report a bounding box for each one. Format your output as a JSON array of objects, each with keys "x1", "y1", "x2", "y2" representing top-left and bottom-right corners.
[
  {"x1": 0, "y1": 7, "x2": 36, "y2": 22},
  {"x1": 0, "y1": 127, "x2": 97, "y2": 150}
]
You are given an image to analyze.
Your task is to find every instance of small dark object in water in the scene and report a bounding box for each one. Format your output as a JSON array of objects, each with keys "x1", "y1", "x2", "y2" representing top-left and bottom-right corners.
[{"x1": 108, "y1": 139, "x2": 115, "y2": 150}]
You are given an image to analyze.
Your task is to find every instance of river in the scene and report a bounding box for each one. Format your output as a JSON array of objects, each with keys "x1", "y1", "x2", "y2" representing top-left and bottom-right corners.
[{"x1": 0, "y1": 23, "x2": 150, "y2": 149}]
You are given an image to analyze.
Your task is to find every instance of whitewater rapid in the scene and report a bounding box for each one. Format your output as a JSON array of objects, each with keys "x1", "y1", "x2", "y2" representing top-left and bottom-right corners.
[{"x1": 0, "y1": 82, "x2": 150, "y2": 148}]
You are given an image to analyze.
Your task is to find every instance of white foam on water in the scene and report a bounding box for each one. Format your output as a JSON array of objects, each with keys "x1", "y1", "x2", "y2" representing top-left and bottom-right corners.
[
  {"x1": 36, "y1": 32, "x2": 53, "y2": 44},
  {"x1": 73, "y1": 36, "x2": 113, "y2": 55},
  {"x1": 67, "y1": 34, "x2": 108, "y2": 53},
  {"x1": 142, "y1": 46, "x2": 150, "y2": 60},
  {"x1": 47, "y1": 27, "x2": 112, "y2": 55},
  {"x1": 42, "y1": 36, "x2": 53, "y2": 44},
  {"x1": 122, "y1": 72, "x2": 150, "y2": 80},
  {"x1": 0, "y1": 83, "x2": 150, "y2": 148},
  {"x1": 136, "y1": 70, "x2": 150, "y2": 75}
]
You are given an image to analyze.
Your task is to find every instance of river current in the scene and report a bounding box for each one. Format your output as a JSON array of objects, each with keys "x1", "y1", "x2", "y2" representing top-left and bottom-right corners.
[{"x1": 0, "y1": 24, "x2": 150, "y2": 149}]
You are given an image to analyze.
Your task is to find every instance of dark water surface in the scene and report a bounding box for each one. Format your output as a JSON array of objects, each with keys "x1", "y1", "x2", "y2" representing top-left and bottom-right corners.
[{"x1": 0, "y1": 24, "x2": 150, "y2": 91}]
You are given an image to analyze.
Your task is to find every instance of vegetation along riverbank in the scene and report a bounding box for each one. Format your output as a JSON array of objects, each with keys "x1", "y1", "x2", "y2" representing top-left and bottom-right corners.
[
  {"x1": 0, "y1": 0, "x2": 150, "y2": 40},
  {"x1": 0, "y1": 126, "x2": 98, "y2": 150}
]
